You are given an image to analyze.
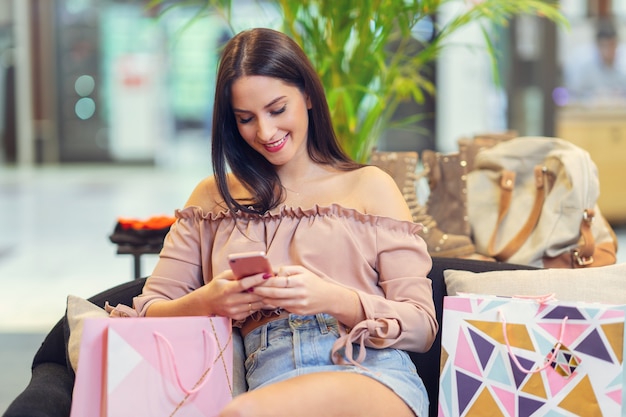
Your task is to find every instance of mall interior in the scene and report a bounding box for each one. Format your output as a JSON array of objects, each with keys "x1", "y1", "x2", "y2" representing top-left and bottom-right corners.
[{"x1": 1, "y1": 0, "x2": 626, "y2": 412}]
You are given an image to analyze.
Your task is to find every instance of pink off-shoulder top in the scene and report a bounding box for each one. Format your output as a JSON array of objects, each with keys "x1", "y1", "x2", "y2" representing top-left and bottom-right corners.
[{"x1": 133, "y1": 204, "x2": 437, "y2": 354}]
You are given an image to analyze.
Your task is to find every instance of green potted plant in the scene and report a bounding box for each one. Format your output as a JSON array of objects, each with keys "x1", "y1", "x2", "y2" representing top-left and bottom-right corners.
[{"x1": 148, "y1": 0, "x2": 565, "y2": 162}]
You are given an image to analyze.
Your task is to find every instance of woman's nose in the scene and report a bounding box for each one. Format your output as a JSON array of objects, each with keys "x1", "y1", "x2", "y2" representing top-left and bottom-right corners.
[{"x1": 256, "y1": 116, "x2": 277, "y2": 142}]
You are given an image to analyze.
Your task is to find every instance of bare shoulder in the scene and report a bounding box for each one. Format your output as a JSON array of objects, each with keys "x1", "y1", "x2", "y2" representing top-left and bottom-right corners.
[
  {"x1": 183, "y1": 176, "x2": 222, "y2": 213},
  {"x1": 351, "y1": 166, "x2": 413, "y2": 221},
  {"x1": 184, "y1": 173, "x2": 248, "y2": 214}
]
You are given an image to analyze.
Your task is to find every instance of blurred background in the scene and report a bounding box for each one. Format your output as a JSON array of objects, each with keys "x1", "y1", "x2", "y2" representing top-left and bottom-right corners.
[{"x1": 1, "y1": 0, "x2": 626, "y2": 411}]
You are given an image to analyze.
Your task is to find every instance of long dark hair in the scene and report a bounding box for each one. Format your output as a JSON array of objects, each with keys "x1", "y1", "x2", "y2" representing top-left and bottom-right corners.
[{"x1": 211, "y1": 27, "x2": 362, "y2": 214}]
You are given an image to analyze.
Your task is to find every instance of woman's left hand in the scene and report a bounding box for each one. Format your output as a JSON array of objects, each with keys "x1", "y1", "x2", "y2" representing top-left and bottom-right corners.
[{"x1": 252, "y1": 266, "x2": 363, "y2": 325}]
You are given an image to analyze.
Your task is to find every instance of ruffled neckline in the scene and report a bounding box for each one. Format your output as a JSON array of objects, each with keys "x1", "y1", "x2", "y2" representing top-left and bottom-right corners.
[{"x1": 175, "y1": 203, "x2": 423, "y2": 234}]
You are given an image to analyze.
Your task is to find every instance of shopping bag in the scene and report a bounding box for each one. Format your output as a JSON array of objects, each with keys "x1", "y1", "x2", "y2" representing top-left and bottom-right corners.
[
  {"x1": 70, "y1": 316, "x2": 233, "y2": 417},
  {"x1": 438, "y1": 294, "x2": 625, "y2": 417},
  {"x1": 467, "y1": 136, "x2": 617, "y2": 268}
]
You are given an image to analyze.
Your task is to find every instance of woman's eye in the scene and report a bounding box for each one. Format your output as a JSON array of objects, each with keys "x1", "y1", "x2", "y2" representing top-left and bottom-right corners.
[
  {"x1": 270, "y1": 105, "x2": 286, "y2": 116},
  {"x1": 237, "y1": 105, "x2": 284, "y2": 124}
]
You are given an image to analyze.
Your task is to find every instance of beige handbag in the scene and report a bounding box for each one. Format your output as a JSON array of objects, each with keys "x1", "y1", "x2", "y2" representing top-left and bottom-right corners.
[{"x1": 467, "y1": 136, "x2": 617, "y2": 268}]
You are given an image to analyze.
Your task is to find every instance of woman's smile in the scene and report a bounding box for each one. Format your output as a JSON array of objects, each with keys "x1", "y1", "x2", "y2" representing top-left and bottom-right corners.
[{"x1": 264, "y1": 134, "x2": 289, "y2": 153}]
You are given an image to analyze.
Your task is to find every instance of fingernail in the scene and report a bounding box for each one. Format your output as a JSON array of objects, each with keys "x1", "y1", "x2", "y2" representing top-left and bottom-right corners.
[
  {"x1": 247, "y1": 287, "x2": 254, "y2": 293},
  {"x1": 262, "y1": 273, "x2": 272, "y2": 280}
]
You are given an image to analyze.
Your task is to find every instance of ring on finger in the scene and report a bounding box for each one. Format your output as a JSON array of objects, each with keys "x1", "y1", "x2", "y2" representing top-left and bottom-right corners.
[
  {"x1": 249, "y1": 302, "x2": 252, "y2": 314},
  {"x1": 285, "y1": 275, "x2": 290, "y2": 288}
]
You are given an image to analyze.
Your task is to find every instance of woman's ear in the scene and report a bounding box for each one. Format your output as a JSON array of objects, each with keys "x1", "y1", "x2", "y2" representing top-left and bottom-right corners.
[{"x1": 306, "y1": 95, "x2": 312, "y2": 109}]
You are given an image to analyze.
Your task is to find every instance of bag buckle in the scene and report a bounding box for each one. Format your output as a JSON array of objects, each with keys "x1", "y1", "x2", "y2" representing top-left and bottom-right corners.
[{"x1": 573, "y1": 249, "x2": 594, "y2": 266}]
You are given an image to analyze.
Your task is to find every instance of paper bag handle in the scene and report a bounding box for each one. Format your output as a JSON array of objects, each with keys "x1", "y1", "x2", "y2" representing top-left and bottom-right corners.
[
  {"x1": 154, "y1": 329, "x2": 216, "y2": 395},
  {"x1": 499, "y1": 309, "x2": 568, "y2": 374}
]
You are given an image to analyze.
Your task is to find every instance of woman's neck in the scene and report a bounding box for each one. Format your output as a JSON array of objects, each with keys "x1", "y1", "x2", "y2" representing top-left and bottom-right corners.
[{"x1": 277, "y1": 162, "x2": 333, "y2": 193}]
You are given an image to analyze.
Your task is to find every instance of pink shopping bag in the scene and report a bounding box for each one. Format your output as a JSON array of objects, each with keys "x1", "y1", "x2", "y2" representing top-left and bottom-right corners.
[
  {"x1": 438, "y1": 294, "x2": 626, "y2": 417},
  {"x1": 70, "y1": 316, "x2": 233, "y2": 417}
]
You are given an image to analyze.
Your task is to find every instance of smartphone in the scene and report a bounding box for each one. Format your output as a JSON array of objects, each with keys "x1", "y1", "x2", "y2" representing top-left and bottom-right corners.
[{"x1": 228, "y1": 251, "x2": 273, "y2": 279}]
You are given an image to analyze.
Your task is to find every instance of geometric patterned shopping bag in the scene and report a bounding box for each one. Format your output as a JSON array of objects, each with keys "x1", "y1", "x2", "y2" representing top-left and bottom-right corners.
[{"x1": 439, "y1": 294, "x2": 625, "y2": 417}]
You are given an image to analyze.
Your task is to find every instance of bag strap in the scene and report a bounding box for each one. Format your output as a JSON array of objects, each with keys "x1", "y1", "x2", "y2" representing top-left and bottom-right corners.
[
  {"x1": 574, "y1": 208, "x2": 596, "y2": 265},
  {"x1": 543, "y1": 209, "x2": 600, "y2": 268},
  {"x1": 154, "y1": 329, "x2": 216, "y2": 395},
  {"x1": 487, "y1": 166, "x2": 546, "y2": 261}
]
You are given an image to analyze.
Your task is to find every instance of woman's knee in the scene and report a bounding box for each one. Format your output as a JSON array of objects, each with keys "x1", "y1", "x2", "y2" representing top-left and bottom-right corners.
[
  {"x1": 219, "y1": 402, "x2": 244, "y2": 417},
  {"x1": 218, "y1": 392, "x2": 257, "y2": 417}
]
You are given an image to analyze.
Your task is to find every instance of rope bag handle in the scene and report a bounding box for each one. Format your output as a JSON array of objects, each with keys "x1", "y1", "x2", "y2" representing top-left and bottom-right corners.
[
  {"x1": 153, "y1": 329, "x2": 216, "y2": 395},
  {"x1": 498, "y1": 308, "x2": 568, "y2": 374}
]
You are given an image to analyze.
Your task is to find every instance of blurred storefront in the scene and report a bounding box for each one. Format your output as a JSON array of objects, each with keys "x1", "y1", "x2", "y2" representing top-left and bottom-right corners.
[
  {"x1": 0, "y1": 0, "x2": 15, "y2": 163},
  {"x1": 1, "y1": 0, "x2": 625, "y2": 224},
  {"x1": 0, "y1": 0, "x2": 230, "y2": 165}
]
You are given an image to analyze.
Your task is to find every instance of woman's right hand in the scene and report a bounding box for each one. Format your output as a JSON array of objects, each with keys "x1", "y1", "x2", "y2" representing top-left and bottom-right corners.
[
  {"x1": 192, "y1": 269, "x2": 274, "y2": 321},
  {"x1": 146, "y1": 269, "x2": 273, "y2": 320}
]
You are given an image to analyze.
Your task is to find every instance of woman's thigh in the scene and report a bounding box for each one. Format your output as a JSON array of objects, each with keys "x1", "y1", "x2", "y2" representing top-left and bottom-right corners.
[
  {"x1": 240, "y1": 314, "x2": 428, "y2": 416},
  {"x1": 219, "y1": 371, "x2": 417, "y2": 417}
]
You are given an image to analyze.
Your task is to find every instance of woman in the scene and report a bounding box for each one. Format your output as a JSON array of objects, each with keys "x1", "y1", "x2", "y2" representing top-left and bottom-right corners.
[{"x1": 133, "y1": 27, "x2": 437, "y2": 417}]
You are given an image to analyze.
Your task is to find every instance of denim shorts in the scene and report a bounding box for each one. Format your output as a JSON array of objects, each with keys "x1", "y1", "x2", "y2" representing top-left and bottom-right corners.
[{"x1": 242, "y1": 313, "x2": 429, "y2": 417}]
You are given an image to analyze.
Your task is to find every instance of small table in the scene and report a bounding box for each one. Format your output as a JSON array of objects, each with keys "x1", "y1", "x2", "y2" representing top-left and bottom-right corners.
[{"x1": 116, "y1": 244, "x2": 163, "y2": 279}]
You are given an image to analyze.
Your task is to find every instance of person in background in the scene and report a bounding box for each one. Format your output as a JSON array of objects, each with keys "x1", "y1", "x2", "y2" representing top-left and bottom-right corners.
[
  {"x1": 567, "y1": 17, "x2": 626, "y2": 104},
  {"x1": 133, "y1": 27, "x2": 437, "y2": 417}
]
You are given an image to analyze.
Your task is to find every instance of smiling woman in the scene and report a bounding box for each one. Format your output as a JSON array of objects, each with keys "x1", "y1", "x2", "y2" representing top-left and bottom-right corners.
[
  {"x1": 209, "y1": 27, "x2": 365, "y2": 216},
  {"x1": 131, "y1": 27, "x2": 438, "y2": 417}
]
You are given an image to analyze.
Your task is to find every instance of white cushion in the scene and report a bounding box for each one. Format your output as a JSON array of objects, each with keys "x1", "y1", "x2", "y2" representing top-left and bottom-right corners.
[
  {"x1": 66, "y1": 294, "x2": 108, "y2": 372},
  {"x1": 444, "y1": 263, "x2": 626, "y2": 304}
]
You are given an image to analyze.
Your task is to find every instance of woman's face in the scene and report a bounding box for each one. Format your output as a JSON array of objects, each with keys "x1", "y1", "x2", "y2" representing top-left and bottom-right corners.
[{"x1": 230, "y1": 75, "x2": 312, "y2": 166}]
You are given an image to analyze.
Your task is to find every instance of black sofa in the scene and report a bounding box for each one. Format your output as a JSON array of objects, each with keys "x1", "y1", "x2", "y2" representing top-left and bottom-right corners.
[{"x1": 3, "y1": 257, "x2": 535, "y2": 417}]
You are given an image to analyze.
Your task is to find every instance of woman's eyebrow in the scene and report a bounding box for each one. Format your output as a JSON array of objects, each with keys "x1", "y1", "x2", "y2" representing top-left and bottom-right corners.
[{"x1": 233, "y1": 96, "x2": 287, "y2": 113}]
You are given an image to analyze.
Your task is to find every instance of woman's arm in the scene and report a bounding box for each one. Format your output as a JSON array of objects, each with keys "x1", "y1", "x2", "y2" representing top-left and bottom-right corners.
[
  {"x1": 144, "y1": 269, "x2": 269, "y2": 321},
  {"x1": 353, "y1": 167, "x2": 438, "y2": 352},
  {"x1": 134, "y1": 175, "x2": 267, "y2": 321}
]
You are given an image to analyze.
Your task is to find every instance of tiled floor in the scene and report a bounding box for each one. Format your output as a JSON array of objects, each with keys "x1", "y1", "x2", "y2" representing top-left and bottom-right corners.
[{"x1": 1, "y1": 142, "x2": 625, "y2": 412}]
